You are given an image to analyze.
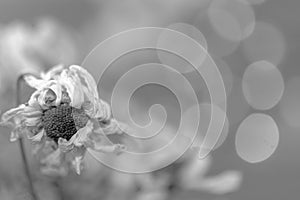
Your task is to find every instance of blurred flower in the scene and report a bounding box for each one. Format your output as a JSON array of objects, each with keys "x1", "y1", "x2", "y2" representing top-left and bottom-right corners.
[
  {"x1": 133, "y1": 153, "x2": 242, "y2": 200},
  {"x1": 135, "y1": 189, "x2": 168, "y2": 200},
  {"x1": 177, "y1": 154, "x2": 242, "y2": 195},
  {"x1": 106, "y1": 123, "x2": 242, "y2": 200},
  {"x1": 0, "y1": 19, "x2": 77, "y2": 94},
  {"x1": 0, "y1": 65, "x2": 127, "y2": 176}
]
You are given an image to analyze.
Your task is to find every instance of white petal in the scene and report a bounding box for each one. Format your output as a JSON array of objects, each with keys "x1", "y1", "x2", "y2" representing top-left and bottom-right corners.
[
  {"x1": 24, "y1": 117, "x2": 41, "y2": 126},
  {"x1": 41, "y1": 64, "x2": 64, "y2": 80},
  {"x1": 23, "y1": 106, "x2": 42, "y2": 118},
  {"x1": 10, "y1": 128, "x2": 22, "y2": 142},
  {"x1": 1, "y1": 104, "x2": 26, "y2": 125},
  {"x1": 59, "y1": 70, "x2": 84, "y2": 108},
  {"x1": 70, "y1": 65, "x2": 99, "y2": 99},
  {"x1": 70, "y1": 75, "x2": 84, "y2": 108},
  {"x1": 58, "y1": 137, "x2": 75, "y2": 152},
  {"x1": 28, "y1": 90, "x2": 41, "y2": 106},
  {"x1": 24, "y1": 74, "x2": 47, "y2": 90},
  {"x1": 72, "y1": 156, "x2": 83, "y2": 175},
  {"x1": 81, "y1": 87, "x2": 101, "y2": 118},
  {"x1": 60, "y1": 70, "x2": 75, "y2": 102},
  {"x1": 99, "y1": 119, "x2": 128, "y2": 135},
  {"x1": 92, "y1": 143, "x2": 126, "y2": 154},
  {"x1": 38, "y1": 89, "x2": 51, "y2": 109},
  {"x1": 49, "y1": 84, "x2": 62, "y2": 106},
  {"x1": 94, "y1": 99, "x2": 111, "y2": 120},
  {"x1": 186, "y1": 170, "x2": 242, "y2": 194},
  {"x1": 73, "y1": 121, "x2": 94, "y2": 147},
  {"x1": 28, "y1": 129, "x2": 45, "y2": 142}
]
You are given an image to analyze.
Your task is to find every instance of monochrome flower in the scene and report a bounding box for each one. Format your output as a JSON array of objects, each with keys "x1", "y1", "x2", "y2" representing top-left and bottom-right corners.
[{"x1": 0, "y1": 65, "x2": 127, "y2": 176}]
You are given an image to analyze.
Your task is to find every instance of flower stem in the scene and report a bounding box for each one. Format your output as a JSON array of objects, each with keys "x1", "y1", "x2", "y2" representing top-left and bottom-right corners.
[
  {"x1": 17, "y1": 74, "x2": 38, "y2": 200},
  {"x1": 53, "y1": 178, "x2": 67, "y2": 200}
]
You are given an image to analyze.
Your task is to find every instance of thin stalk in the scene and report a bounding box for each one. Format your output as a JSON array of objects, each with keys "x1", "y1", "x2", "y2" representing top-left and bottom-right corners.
[
  {"x1": 17, "y1": 74, "x2": 38, "y2": 200},
  {"x1": 53, "y1": 178, "x2": 67, "y2": 200}
]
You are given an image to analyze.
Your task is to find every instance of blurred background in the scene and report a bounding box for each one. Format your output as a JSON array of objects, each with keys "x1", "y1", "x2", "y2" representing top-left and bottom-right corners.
[{"x1": 0, "y1": 0, "x2": 299, "y2": 200}]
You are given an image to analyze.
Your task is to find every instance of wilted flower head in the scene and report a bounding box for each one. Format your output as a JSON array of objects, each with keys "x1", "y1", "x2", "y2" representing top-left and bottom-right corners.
[{"x1": 0, "y1": 65, "x2": 127, "y2": 176}]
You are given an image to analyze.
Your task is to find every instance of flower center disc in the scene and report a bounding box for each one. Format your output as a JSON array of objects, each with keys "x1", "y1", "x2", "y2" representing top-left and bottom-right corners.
[{"x1": 42, "y1": 105, "x2": 88, "y2": 142}]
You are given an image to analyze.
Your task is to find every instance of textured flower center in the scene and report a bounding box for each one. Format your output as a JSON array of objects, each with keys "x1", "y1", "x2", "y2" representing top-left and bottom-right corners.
[{"x1": 41, "y1": 105, "x2": 89, "y2": 142}]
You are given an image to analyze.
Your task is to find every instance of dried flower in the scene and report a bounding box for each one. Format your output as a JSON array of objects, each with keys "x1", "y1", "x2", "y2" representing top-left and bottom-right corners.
[{"x1": 0, "y1": 65, "x2": 127, "y2": 176}]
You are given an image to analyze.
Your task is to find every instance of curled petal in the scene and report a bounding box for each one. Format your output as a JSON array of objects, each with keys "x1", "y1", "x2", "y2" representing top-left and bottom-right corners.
[
  {"x1": 23, "y1": 111, "x2": 42, "y2": 118},
  {"x1": 93, "y1": 143, "x2": 126, "y2": 154},
  {"x1": 72, "y1": 120, "x2": 94, "y2": 147},
  {"x1": 49, "y1": 84, "x2": 62, "y2": 106},
  {"x1": 23, "y1": 106, "x2": 42, "y2": 118},
  {"x1": 81, "y1": 98, "x2": 96, "y2": 118},
  {"x1": 28, "y1": 90, "x2": 42, "y2": 107},
  {"x1": 0, "y1": 104, "x2": 26, "y2": 126},
  {"x1": 72, "y1": 156, "x2": 84, "y2": 175},
  {"x1": 94, "y1": 99, "x2": 111, "y2": 121},
  {"x1": 95, "y1": 119, "x2": 140, "y2": 150},
  {"x1": 84, "y1": 122, "x2": 127, "y2": 154},
  {"x1": 24, "y1": 117, "x2": 41, "y2": 126},
  {"x1": 70, "y1": 65, "x2": 100, "y2": 116},
  {"x1": 97, "y1": 119, "x2": 128, "y2": 135},
  {"x1": 66, "y1": 146, "x2": 86, "y2": 174},
  {"x1": 83, "y1": 98, "x2": 111, "y2": 120},
  {"x1": 58, "y1": 137, "x2": 75, "y2": 152},
  {"x1": 28, "y1": 129, "x2": 45, "y2": 142},
  {"x1": 38, "y1": 89, "x2": 55, "y2": 109},
  {"x1": 70, "y1": 75, "x2": 84, "y2": 108},
  {"x1": 10, "y1": 132, "x2": 19, "y2": 142},
  {"x1": 10, "y1": 126, "x2": 24, "y2": 142},
  {"x1": 37, "y1": 90, "x2": 47, "y2": 106},
  {"x1": 41, "y1": 64, "x2": 64, "y2": 80},
  {"x1": 35, "y1": 83, "x2": 62, "y2": 108},
  {"x1": 24, "y1": 74, "x2": 47, "y2": 90},
  {"x1": 59, "y1": 70, "x2": 84, "y2": 108},
  {"x1": 70, "y1": 65, "x2": 99, "y2": 100}
]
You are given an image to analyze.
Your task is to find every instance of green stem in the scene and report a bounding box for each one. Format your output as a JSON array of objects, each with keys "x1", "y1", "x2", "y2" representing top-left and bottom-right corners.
[{"x1": 17, "y1": 74, "x2": 38, "y2": 200}]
